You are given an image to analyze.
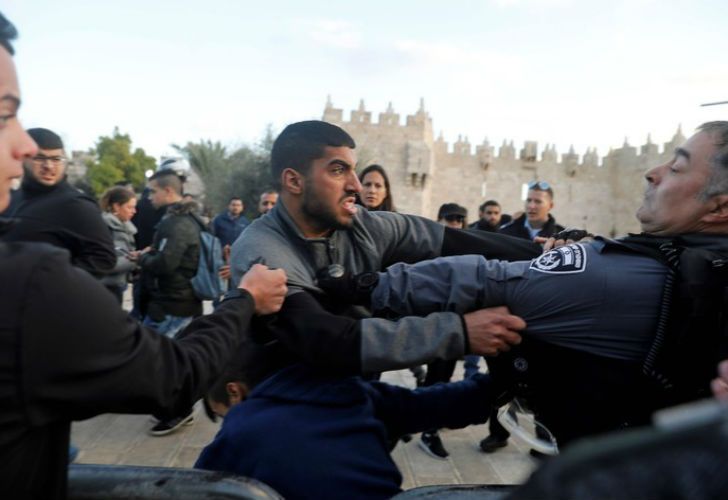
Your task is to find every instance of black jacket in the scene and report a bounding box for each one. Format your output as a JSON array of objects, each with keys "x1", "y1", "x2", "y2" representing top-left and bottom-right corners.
[
  {"x1": 139, "y1": 201, "x2": 204, "y2": 318},
  {"x1": 499, "y1": 213, "x2": 564, "y2": 240},
  {"x1": 468, "y1": 214, "x2": 512, "y2": 232},
  {"x1": 0, "y1": 231, "x2": 256, "y2": 500},
  {"x1": 1, "y1": 176, "x2": 116, "y2": 277}
]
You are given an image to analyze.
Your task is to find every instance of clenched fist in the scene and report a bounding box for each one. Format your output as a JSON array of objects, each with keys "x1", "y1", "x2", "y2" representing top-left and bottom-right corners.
[{"x1": 239, "y1": 264, "x2": 287, "y2": 315}]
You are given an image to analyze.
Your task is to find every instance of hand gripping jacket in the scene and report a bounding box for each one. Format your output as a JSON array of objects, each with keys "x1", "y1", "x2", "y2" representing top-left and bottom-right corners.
[{"x1": 489, "y1": 233, "x2": 728, "y2": 447}]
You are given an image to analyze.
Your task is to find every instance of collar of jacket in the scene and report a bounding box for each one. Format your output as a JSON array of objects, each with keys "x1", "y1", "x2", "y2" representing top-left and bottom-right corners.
[
  {"x1": 269, "y1": 199, "x2": 335, "y2": 244},
  {"x1": 102, "y1": 211, "x2": 138, "y2": 235},
  {"x1": 0, "y1": 216, "x2": 17, "y2": 235},
  {"x1": 599, "y1": 232, "x2": 728, "y2": 255},
  {"x1": 165, "y1": 200, "x2": 199, "y2": 216},
  {"x1": 513, "y1": 212, "x2": 557, "y2": 229},
  {"x1": 267, "y1": 200, "x2": 352, "y2": 271},
  {"x1": 21, "y1": 174, "x2": 69, "y2": 197}
]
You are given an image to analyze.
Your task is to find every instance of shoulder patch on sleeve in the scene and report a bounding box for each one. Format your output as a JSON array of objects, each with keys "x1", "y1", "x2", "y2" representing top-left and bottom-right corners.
[{"x1": 530, "y1": 243, "x2": 587, "y2": 274}]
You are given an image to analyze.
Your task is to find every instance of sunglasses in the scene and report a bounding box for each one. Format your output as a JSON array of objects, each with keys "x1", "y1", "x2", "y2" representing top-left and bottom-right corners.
[
  {"x1": 528, "y1": 180, "x2": 551, "y2": 190},
  {"x1": 444, "y1": 214, "x2": 465, "y2": 222}
]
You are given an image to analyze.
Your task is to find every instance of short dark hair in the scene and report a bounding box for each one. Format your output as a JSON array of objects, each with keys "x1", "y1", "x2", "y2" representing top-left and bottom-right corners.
[
  {"x1": 0, "y1": 13, "x2": 18, "y2": 56},
  {"x1": 229, "y1": 196, "x2": 243, "y2": 203},
  {"x1": 358, "y1": 164, "x2": 395, "y2": 212},
  {"x1": 203, "y1": 338, "x2": 289, "y2": 421},
  {"x1": 271, "y1": 121, "x2": 356, "y2": 187},
  {"x1": 27, "y1": 128, "x2": 64, "y2": 150},
  {"x1": 149, "y1": 169, "x2": 183, "y2": 195},
  {"x1": 480, "y1": 200, "x2": 501, "y2": 212},
  {"x1": 698, "y1": 121, "x2": 728, "y2": 199},
  {"x1": 260, "y1": 189, "x2": 278, "y2": 197},
  {"x1": 99, "y1": 186, "x2": 135, "y2": 212}
]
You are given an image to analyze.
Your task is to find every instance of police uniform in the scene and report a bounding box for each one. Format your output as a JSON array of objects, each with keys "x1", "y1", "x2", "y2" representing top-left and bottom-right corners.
[{"x1": 371, "y1": 240, "x2": 670, "y2": 444}]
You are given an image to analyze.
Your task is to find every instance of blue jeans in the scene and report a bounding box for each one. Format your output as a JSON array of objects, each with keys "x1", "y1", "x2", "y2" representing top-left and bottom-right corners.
[{"x1": 143, "y1": 314, "x2": 193, "y2": 338}]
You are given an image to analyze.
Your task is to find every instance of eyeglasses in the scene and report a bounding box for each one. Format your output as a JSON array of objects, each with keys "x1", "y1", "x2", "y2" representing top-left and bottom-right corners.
[
  {"x1": 32, "y1": 155, "x2": 67, "y2": 166},
  {"x1": 528, "y1": 180, "x2": 551, "y2": 191}
]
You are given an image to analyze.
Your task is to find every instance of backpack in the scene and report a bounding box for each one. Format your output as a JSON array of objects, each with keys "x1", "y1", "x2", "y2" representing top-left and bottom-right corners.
[{"x1": 190, "y1": 220, "x2": 227, "y2": 300}]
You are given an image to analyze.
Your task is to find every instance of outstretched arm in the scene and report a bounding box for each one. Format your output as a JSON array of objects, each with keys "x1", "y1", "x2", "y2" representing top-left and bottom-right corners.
[
  {"x1": 371, "y1": 254, "x2": 527, "y2": 316},
  {"x1": 368, "y1": 373, "x2": 497, "y2": 441},
  {"x1": 266, "y1": 289, "x2": 524, "y2": 374},
  {"x1": 266, "y1": 291, "x2": 469, "y2": 374},
  {"x1": 24, "y1": 254, "x2": 286, "y2": 422}
]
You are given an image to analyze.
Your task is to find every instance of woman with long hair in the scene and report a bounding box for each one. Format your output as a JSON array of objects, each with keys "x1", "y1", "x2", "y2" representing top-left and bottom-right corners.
[
  {"x1": 358, "y1": 164, "x2": 394, "y2": 212},
  {"x1": 359, "y1": 164, "x2": 428, "y2": 391},
  {"x1": 99, "y1": 186, "x2": 139, "y2": 303}
]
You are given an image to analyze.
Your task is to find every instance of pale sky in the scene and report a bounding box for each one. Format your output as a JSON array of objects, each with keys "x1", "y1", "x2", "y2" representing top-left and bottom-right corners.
[{"x1": 4, "y1": 0, "x2": 727, "y2": 162}]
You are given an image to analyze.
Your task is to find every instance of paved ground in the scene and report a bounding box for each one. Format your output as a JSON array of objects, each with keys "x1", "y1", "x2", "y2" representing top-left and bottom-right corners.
[
  {"x1": 72, "y1": 295, "x2": 537, "y2": 492},
  {"x1": 72, "y1": 362, "x2": 536, "y2": 492}
]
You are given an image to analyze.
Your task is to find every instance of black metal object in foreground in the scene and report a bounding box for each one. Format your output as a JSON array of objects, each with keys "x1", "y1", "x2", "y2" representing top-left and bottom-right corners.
[{"x1": 68, "y1": 464, "x2": 283, "y2": 500}]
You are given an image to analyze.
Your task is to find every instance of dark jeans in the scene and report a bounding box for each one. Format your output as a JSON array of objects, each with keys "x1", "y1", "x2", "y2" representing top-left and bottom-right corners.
[{"x1": 422, "y1": 359, "x2": 457, "y2": 435}]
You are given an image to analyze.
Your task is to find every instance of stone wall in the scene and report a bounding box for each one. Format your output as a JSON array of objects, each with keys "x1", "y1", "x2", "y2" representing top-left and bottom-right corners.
[{"x1": 324, "y1": 98, "x2": 686, "y2": 237}]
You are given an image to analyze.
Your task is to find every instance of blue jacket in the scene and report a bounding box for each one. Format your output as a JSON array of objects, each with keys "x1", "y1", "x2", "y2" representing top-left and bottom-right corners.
[
  {"x1": 212, "y1": 212, "x2": 249, "y2": 247},
  {"x1": 195, "y1": 364, "x2": 495, "y2": 500}
]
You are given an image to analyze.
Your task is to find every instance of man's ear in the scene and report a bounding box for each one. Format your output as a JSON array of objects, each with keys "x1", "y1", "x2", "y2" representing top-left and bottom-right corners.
[
  {"x1": 282, "y1": 168, "x2": 304, "y2": 195},
  {"x1": 703, "y1": 194, "x2": 728, "y2": 224}
]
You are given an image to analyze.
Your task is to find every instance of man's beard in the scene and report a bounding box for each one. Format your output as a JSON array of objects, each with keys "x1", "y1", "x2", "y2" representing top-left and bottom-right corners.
[{"x1": 301, "y1": 180, "x2": 353, "y2": 234}]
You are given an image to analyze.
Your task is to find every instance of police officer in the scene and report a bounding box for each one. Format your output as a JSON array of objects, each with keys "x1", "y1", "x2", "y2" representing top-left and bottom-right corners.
[{"x1": 363, "y1": 122, "x2": 728, "y2": 447}]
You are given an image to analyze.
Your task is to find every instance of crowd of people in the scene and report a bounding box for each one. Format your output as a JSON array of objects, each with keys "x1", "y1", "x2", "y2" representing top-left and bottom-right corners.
[{"x1": 2, "y1": 11, "x2": 728, "y2": 500}]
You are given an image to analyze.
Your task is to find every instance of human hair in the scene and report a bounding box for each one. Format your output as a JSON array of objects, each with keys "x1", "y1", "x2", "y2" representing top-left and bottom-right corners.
[
  {"x1": 149, "y1": 169, "x2": 184, "y2": 195},
  {"x1": 229, "y1": 196, "x2": 243, "y2": 203},
  {"x1": 698, "y1": 121, "x2": 728, "y2": 199},
  {"x1": 358, "y1": 164, "x2": 395, "y2": 212},
  {"x1": 0, "y1": 12, "x2": 17, "y2": 55},
  {"x1": 206, "y1": 364, "x2": 247, "y2": 407},
  {"x1": 27, "y1": 128, "x2": 64, "y2": 150},
  {"x1": 99, "y1": 186, "x2": 135, "y2": 212},
  {"x1": 480, "y1": 199, "x2": 501, "y2": 212},
  {"x1": 260, "y1": 189, "x2": 278, "y2": 197},
  {"x1": 203, "y1": 340, "x2": 287, "y2": 421},
  {"x1": 271, "y1": 121, "x2": 356, "y2": 187}
]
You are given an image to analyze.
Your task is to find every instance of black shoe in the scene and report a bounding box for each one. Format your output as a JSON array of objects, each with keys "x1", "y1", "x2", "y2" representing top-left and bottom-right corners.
[
  {"x1": 148, "y1": 412, "x2": 194, "y2": 436},
  {"x1": 419, "y1": 431, "x2": 449, "y2": 459},
  {"x1": 479, "y1": 435, "x2": 508, "y2": 453},
  {"x1": 529, "y1": 448, "x2": 548, "y2": 460}
]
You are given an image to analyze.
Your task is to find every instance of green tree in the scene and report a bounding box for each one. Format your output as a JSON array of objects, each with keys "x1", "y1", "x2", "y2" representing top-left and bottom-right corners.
[
  {"x1": 175, "y1": 127, "x2": 275, "y2": 218},
  {"x1": 85, "y1": 127, "x2": 156, "y2": 195}
]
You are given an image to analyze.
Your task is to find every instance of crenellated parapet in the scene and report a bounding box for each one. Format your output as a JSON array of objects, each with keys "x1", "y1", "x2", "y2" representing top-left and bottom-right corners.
[{"x1": 322, "y1": 98, "x2": 686, "y2": 236}]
